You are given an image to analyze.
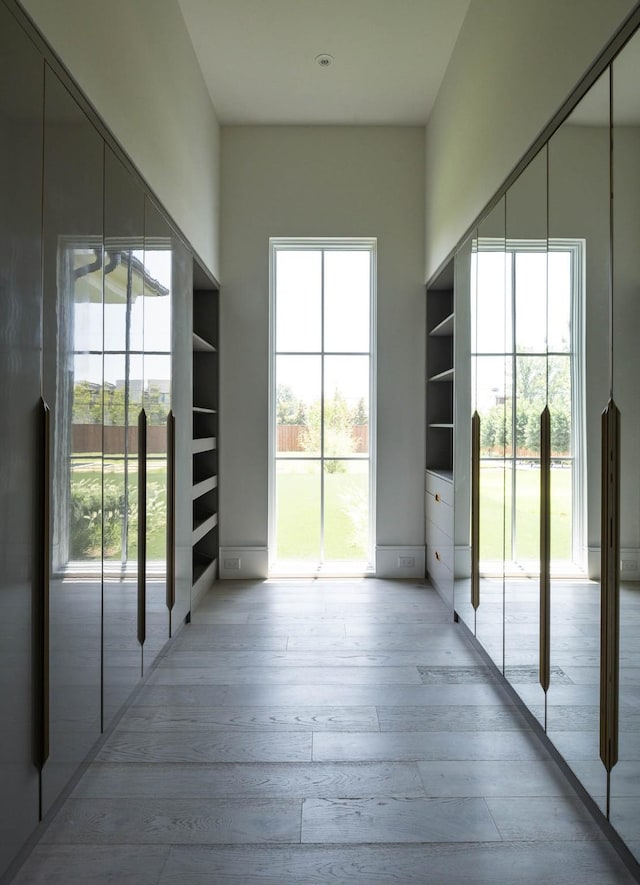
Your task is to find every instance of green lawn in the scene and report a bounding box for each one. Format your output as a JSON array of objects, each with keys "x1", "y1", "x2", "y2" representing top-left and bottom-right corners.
[
  {"x1": 480, "y1": 463, "x2": 572, "y2": 562},
  {"x1": 275, "y1": 464, "x2": 369, "y2": 561},
  {"x1": 70, "y1": 460, "x2": 167, "y2": 562},
  {"x1": 275, "y1": 460, "x2": 572, "y2": 566}
]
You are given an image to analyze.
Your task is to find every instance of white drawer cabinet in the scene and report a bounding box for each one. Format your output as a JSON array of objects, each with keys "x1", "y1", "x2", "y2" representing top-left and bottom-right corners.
[{"x1": 425, "y1": 471, "x2": 454, "y2": 610}]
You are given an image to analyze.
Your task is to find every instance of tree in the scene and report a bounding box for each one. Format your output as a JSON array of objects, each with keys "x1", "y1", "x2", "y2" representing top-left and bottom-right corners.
[
  {"x1": 276, "y1": 384, "x2": 305, "y2": 425},
  {"x1": 300, "y1": 388, "x2": 356, "y2": 472}
]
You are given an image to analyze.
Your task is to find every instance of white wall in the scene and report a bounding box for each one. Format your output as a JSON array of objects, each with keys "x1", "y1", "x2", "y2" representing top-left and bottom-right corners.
[
  {"x1": 19, "y1": 0, "x2": 221, "y2": 279},
  {"x1": 220, "y1": 126, "x2": 425, "y2": 575},
  {"x1": 424, "y1": 0, "x2": 637, "y2": 282}
]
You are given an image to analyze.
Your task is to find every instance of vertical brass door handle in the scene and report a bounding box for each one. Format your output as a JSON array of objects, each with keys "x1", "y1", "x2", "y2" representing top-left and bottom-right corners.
[
  {"x1": 166, "y1": 410, "x2": 176, "y2": 618},
  {"x1": 471, "y1": 411, "x2": 480, "y2": 611},
  {"x1": 600, "y1": 399, "x2": 620, "y2": 786},
  {"x1": 36, "y1": 398, "x2": 51, "y2": 769},
  {"x1": 137, "y1": 409, "x2": 147, "y2": 648},
  {"x1": 540, "y1": 406, "x2": 551, "y2": 694}
]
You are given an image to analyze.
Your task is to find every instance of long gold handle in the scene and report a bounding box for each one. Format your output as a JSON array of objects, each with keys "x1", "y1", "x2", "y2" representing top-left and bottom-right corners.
[
  {"x1": 600, "y1": 399, "x2": 620, "y2": 790},
  {"x1": 36, "y1": 398, "x2": 50, "y2": 770},
  {"x1": 539, "y1": 406, "x2": 551, "y2": 694},
  {"x1": 471, "y1": 411, "x2": 480, "y2": 611},
  {"x1": 137, "y1": 409, "x2": 147, "y2": 648},
  {"x1": 166, "y1": 410, "x2": 176, "y2": 620}
]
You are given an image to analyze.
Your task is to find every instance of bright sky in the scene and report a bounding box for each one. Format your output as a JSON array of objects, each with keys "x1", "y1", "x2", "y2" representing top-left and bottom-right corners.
[
  {"x1": 274, "y1": 248, "x2": 372, "y2": 408},
  {"x1": 72, "y1": 246, "x2": 173, "y2": 386},
  {"x1": 471, "y1": 247, "x2": 573, "y2": 410}
]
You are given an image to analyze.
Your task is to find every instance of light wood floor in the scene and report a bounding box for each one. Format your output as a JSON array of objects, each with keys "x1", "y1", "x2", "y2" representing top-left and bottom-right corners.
[{"x1": 12, "y1": 579, "x2": 636, "y2": 883}]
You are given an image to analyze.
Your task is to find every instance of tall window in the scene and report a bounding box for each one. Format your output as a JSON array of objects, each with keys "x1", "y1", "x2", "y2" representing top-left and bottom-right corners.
[
  {"x1": 269, "y1": 239, "x2": 376, "y2": 574},
  {"x1": 472, "y1": 239, "x2": 584, "y2": 572}
]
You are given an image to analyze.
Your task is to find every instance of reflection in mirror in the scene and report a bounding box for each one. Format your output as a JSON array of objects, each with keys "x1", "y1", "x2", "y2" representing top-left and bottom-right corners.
[
  {"x1": 141, "y1": 201, "x2": 173, "y2": 673},
  {"x1": 41, "y1": 65, "x2": 104, "y2": 814},
  {"x1": 610, "y1": 30, "x2": 640, "y2": 852},
  {"x1": 547, "y1": 67, "x2": 609, "y2": 808},
  {"x1": 503, "y1": 147, "x2": 547, "y2": 726},
  {"x1": 547, "y1": 68, "x2": 610, "y2": 812},
  {"x1": 102, "y1": 145, "x2": 147, "y2": 729},
  {"x1": 453, "y1": 234, "x2": 474, "y2": 629},
  {"x1": 473, "y1": 198, "x2": 507, "y2": 671}
]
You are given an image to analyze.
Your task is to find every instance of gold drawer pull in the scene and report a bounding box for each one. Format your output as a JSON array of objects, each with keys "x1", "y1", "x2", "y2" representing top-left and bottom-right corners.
[
  {"x1": 435, "y1": 551, "x2": 441, "y2": 561},
  {"x1": 435, "y1": 493, "x2": 441, "y2": 503}
]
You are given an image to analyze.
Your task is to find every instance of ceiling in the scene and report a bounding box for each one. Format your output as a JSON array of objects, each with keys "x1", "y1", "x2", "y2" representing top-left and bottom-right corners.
[{"x1": 177, "y1": 0, "x2": 470, "y2": 125}]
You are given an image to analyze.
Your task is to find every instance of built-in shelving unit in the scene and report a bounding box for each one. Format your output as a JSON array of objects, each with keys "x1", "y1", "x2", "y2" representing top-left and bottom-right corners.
[
  {"x1": 426, "y1": 260, "x2": 455, "y2": 477},
  {"x1": 425, "y1": 258, "x2": 455, "y2": 605},
  {"x1": 192, "y1": 262, "x2": 219, "y2": 603}
]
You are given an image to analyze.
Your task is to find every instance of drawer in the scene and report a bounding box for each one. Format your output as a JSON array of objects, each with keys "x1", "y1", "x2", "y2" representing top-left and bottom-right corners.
[
  {"x1": 425, "y1": 491, "x2": 453, "y2": 536},
  {"x1": 425, "y1": 470, "x2": 453, "y2": 507},
  {"x1": 425, "y1": 518, "x2": 454, "y2": 573},
  {"x1": 427, "y1": 542, "x2": 453, "y2": 596}
]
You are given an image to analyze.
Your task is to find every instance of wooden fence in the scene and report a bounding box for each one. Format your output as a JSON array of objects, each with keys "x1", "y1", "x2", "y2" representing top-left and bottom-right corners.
[{"x1": 277, "y1": 424, "x2": 368, "y2": 453}]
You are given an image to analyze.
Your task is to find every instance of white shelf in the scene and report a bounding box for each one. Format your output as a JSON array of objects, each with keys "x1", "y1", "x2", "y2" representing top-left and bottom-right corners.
[
  {"x1": 193, "y1": 406, "x2": 217, "y2": 414},
  {"x1": 429, "y1": 368, "x2": 454, "y2": 383},
  {"x1": 192, "y1": 436, "x2": 216, "y2": 454},
  {"x1": 429, "y1": 313, "x2": 454, "y2": 337},
  {"x1": 193, "y1": 512, "x2": 218, "y2": 545},
  {"x1": 192, "y1": 554, "x2": 217, "y2": 596},
  {"x1": 427, "y1": 468, "x2": 454, "y2": 483},
  {"x1": 193, "y1": 332, "x2": 216, "y2": 352},
  {"x1": 429, "y1": 423, "x2": 454, "y2": 429},
  {"x1": 193, "y1": 474, "x2": 218, "y2": 500}
]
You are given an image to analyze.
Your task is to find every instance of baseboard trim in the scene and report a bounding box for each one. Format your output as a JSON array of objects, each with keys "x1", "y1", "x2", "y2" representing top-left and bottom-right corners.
[
  {"x1": 375, "y1": 545, "x2": 425, "y2": 579},
  {"x1": 219, "y1": 546, "x2": 268, "y2": 579}
]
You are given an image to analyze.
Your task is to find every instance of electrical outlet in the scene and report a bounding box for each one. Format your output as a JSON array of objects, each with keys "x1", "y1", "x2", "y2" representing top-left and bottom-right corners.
[
  {"x1": 398, "y1": 555, "x2": 415, "y2": 568},
  {"x1": 224, "y1": 557, "x2": 241, "y2": 570},
  {"x1": 621, "y1": 559, "x2": 637, "y2": 572}
]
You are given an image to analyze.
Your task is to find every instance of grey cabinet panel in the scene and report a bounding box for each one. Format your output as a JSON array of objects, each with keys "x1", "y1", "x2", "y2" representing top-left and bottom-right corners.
[
  {"x1": 0, "y1": 3, "x2": 43, "y2": 876},
  {"x1": 172, "y1": 236, "x2": 193, "y2": 630},
  {"x1": 102, "y1": 146, "x2": 145, "y2": 730},
  {"x1": 41, "y1": 65, "x2": 103, "y2": 816},
  {"x1": 141, "y1": 199, "x2": 173, "y2": 672}
]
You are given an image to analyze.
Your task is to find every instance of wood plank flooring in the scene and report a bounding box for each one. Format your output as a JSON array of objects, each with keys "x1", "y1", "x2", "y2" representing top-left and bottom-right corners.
[{"x1": 11, "y1": 578, "x2": 635, "y2": 884}]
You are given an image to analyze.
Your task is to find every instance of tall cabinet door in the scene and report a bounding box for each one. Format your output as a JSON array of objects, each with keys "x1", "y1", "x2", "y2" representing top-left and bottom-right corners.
[
  {"x1": 172, "y1": 234, "x2": 193, "y2": 631},
  {"x1": 41, "y1": 65, "x2": 104, "y2": 814},
  {"x1": 0, "y1": 4, "x2": 43, "y2": 874},
  {"x1": 140, "y1": 200, "x2": 174, "y2": 670},
  {"x1": 102, "y1": 146, "x2": 146, "y2": 728}
]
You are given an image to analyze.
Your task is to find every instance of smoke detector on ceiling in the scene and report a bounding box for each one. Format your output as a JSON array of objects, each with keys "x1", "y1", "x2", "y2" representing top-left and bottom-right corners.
[{"x1": 315, "y1": 54, "x2": 333, "y2": 67}]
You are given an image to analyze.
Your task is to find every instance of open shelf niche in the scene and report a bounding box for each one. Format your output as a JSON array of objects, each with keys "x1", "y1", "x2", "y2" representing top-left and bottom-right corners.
[
  {"x1": 426, "y1": 259, "x2": 454, "y2": 480},
  {"x1": 192, "y1": 260, "x2": 219, "y2": 603}
]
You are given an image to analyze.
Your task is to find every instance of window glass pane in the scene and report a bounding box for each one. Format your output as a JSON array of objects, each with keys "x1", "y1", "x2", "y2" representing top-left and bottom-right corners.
[
  {"x1": 474, "y1": 356, "x2": 512, "y2": 458},
  {"x1": 276, "y1": 355, "x2": 321, "y2": 456},
  {"x1": 323, "y1": 355, "x2": 369, "y2": 457},
  {"x1": 104, "y1": 249, "x2": 145, "y2": 352},
  {"x1": 146, "y1": 457, "x2": 167, "y2": 562},
  {"x1": 143, "y1": 354, "x2": 171, "y2": 426},
  {"x1": 324, "y1": 461, "x2": 369, "y2": 560},
  {"x1": 276, "y1": 460, "x2": 320, "y2": 562},
  {"x1": 515, "y1": 251, "x2": 547, "y2": 353},
  {"x1": 548, "y1": 251, "x2": 572, "y2": 352},
  {"x1": 72, "y1": 247, "x2": 103, "y2": 352},
  {"x1": 143, "y1": 248, "x2": 172, "y2": 352},
  {"x1": 514, "y1": 461, "x2": 541, "y2": 564},
  {"x1": 324, "y1": 250, "x2": 370, "y2": 352},
  {"x1": 276, "y1": 250, "x2": 321, "y2": 352},
  {"x1": 515, "y1": 355, "x2": 546, "y2": 456},
  {"x1": 551, "y1": 460, "x2": 572, "y2": 561},
  {"x1": 479, "y1": 461, "x2": 507, "y2": 563},
  {"x1": 549, "y1": 356, "x2": 572, "y2": 457},
  {"x1": 473, "y1": 248, "x2": 512, "y2": 353}
]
